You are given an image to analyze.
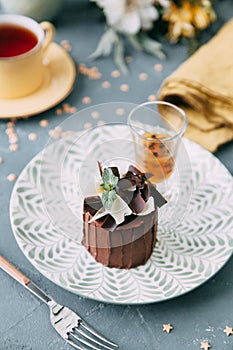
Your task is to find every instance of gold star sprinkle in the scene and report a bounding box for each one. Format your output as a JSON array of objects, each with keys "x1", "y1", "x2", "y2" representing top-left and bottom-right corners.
[
  {"x1": 163, "y1": 324, "x2": 173, "y2": 333},
  {"x1": 115, "y1": 108, "x2": 125, "y2": 116},
  {"x1": 39, "y1": 119, "x2": 49, "y2": 127},
  {"x1": 7, "y1": 173, "x2": 17, "y2": 182},
  {"x1": 9, "y1": 144, "x2": 18, "y2": 152},
  {"x1": 148, "y1": 94, "x2": 157, "y2": 102},
  {"x1": 102, "y1": 81, "x2": 111, "y2": 88},
  {"x1": 91, "y1": 111, "x2": 100, "y2": 119},
  {"x1": 224, "y1": 326, "x2": 233, "y2": 336},
  {"x1": 111, "y1": 70, "x2": 120, "y2": 78},
  {"x1": 7, "y1": 121, "x2": 15, "y2": 127},
  {"x1": 9, "y1": 135, "x2": 18, "y2": 144},
  {"x1": 120, "y1": 84, "x2": 129, "y2": 92},
  {"x1": 82, "y1": 96, "x2": 91, "y2": 104},
  {"x1": 0, "y1": 157, "x2": 3, "y2": 164},
  {"x1": 28, "y1": 133, "x2": 37, "y2": 141},
  {"x1": 139, "y1": 73, "x2": 148, "y2": 81},
  {"x1": 49, "y1": 127, "x2": 62, "y2": 139},
  {"x1": 154, "y1": 64, "x2": 163, "y2": 71},
  {"x1": 84, "y1": 122, "x2": 92, "y2": 129},
  {"x1": 200, "y1": 341, "x2": 211, "y2": 350},
  {"x1": 55, "y1": 108, "x2": 63, "y2": 115},
  {"x1": 97, "y1": 120, "x2": 105, "y2": 126}
]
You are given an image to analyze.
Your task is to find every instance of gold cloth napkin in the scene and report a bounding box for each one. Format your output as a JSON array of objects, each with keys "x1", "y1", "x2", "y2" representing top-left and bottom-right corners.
[{"x1": 158, "y1": 19, "x2": 233, "y2": 152}]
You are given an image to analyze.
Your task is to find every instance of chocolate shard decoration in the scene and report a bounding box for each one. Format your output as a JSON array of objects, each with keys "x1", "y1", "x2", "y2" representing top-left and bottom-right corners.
[
  {"x1": 116, "y1": 178, "x2": 135, "y2": 204},
  {"x1": 86, "y1": 165, "x2": 166, "y2": 229},
  {"x1": 95, "y1": 213, "x2": 117, "y2": 231},
  {"x1": 129, "y1": 188, "x2": 146, "y2": 214},
  {"x1": 84, "y1": 196, "x2": 102, "y2": 215},
  {"x1": 83, "y1": 195, "x2": 117, "y2": 231},
  {"x1": 109, "y1": 166, "x2": 120, "y2": 178},
  {"x1": 140, "y1": 180, "x2": 149, "y2": 202},
  {"x1": 97, "y1": 161, "x2": 103, "y2": 176},
  {"x1": 128, "y1": 165, "x2": 141, "y2": 175},
  {"x1": 149, "y1": 183, "x2": 167, "y2": 208},
  {"x1": 128, "y1": 165, "x2": 167, "y2": 208}
]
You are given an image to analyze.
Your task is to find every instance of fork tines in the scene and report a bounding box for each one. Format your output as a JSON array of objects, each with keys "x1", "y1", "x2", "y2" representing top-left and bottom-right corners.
[{"x1": 67, "y1": 319, "x2": 118, "y2": 350}]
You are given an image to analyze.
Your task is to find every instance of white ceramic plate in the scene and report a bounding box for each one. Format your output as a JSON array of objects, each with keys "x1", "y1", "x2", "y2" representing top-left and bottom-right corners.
[{"x1": 10, "y1": 124, "x2": 233, "y2": 304}]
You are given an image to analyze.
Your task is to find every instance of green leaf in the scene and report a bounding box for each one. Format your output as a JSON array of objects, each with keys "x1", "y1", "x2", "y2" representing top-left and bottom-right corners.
[
  {"x1": 101, "y1": 190, "x2": 116, "y2": 210},
  {"x1": 127, "y1": 34, "x2": 143, "y2": 51},
  {"x1": 138, "y1": 32, "x2": 166, "y2": 60},
  {"x1": 88, "y1": 27, "x2": 117, "y2": 60},
  {"x1": 102, "y1": 168, "x2": 118, "y2": 188},
  {"x1": 113, "y1": 35, "x2": 128, "y2": 74}
]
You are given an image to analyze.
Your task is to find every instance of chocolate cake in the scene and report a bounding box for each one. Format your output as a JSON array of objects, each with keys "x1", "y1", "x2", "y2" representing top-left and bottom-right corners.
[{"x1": 82, "y1": 165, "x2": 166, "y2": 269}]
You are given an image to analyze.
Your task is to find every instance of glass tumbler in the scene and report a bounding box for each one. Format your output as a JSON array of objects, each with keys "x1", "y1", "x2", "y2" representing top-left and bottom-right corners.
[{"x1": 128, "y1": 101, "x2": 188, "y2": 191}]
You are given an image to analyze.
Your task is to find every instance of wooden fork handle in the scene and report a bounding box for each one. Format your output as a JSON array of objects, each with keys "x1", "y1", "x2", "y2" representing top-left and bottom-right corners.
[{"x1": 0, "y1": 256, "x2": 30, "y2": 286}]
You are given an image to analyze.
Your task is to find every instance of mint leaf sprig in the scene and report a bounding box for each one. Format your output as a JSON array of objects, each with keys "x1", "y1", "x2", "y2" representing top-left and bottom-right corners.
[{"x1": 100, "y1": 168, "x2": 119, "y2": 210}]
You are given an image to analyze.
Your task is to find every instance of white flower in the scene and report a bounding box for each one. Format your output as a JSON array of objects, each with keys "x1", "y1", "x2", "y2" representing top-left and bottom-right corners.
[{"x1": 93, "y1": 0, "x2": 160, "y2": 34}]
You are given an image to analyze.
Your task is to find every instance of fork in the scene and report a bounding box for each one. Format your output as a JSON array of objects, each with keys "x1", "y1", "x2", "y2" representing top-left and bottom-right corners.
[{"x1": 0, "y1": 256, "x2": 118, "y2": 350}]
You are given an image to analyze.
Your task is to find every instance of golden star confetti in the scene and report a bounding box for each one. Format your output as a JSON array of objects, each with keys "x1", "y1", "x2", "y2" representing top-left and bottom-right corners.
[
  {"x1": 61, "y1": 130, "x2": 75, "y2": 138},
  {"x1": 224, "y1": 326, "x2": 233, "y2": 336},
  {"x1": 139, "y1": 73, "x2": 148, "y2": 80},
  {"x1": 115, "y1": 108, "x2": 125, "y2": 116},
  {"x1": 62, "y1": 103, "x2": 77, "y2": 114},
  {"x1": 7, "y1": 121, "x2": 14, "y2": 127},
  {"x1": 5, "y1": 121, "x2": 19, "y2": 152},
  {"x1": 200, "y1": 341, "x2": 211, "y2": 350},
  {"x1": 55, "y1": 103, "x2": 77, "y2": 115},
  {"x1": 120, "y1": 84, "x2": 129, "y2": 92},
  {"x1": 49, "y1": 126, "x2": 63, "y2": 139},
  {"x1": 7, "y1": 173, "x2": 17, "y2": 182},
  {"x1": 62, "y1": 103, "x2": 70, "y2": 112},
  {"x1": 102, "y1": 81, "x2": 111, "y2": 88},
  {"x1": 148, "y1": 94, "x2": 157, "y2": 101},
  {"x1": 9, "y1": 134, "x2": 18, "y2": 144},
  {"x1": 82, "y1": 96, "x2": 92, "y2": 104},
  {"x1": 154, "y1": 64, "x2": 163, "y2": 71},
  {"x1": 39, "y1": 119, "x2": 49, "y2": 127},
  {"x1": 0, "y1": 157, "x2": 3, "y2": 164},
  {"x1": 91, "y1": 111, "x2": 100, "y2": 119},
  {"x1": 28, "y1": 133, "x2": 37, "y2": 141},
  {"x1": 163, "y1": 324, "x2": 173, "y2": 333},
  {"x1": 78, "y1": 64, "x2": 102, "y2": 80},
  {"x1": 97, "y1": 120, "x2": 105, "y2": 126},
  {"x1": 84, "y1": 122, "x2": 92, "y2": 129},
  {"x1": 111, "y1": 70, "x2": 120, "y2": 78},
  {"x1": 55, "y1": 108, "x2": 63, "y2": 115},
  {"x1": 9, "y1": 144, "x2": 18, "y2": 152}
]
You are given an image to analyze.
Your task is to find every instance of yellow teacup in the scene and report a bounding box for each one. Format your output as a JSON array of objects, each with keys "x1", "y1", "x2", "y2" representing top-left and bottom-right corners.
[{"x1": 0, "y1": 14, "x2": 54, "y2": 99}]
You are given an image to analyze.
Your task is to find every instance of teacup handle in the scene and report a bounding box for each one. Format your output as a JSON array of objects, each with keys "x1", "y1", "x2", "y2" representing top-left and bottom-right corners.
[{"x1": 40, "y1": 21, "x2": 55, "y2": 52}]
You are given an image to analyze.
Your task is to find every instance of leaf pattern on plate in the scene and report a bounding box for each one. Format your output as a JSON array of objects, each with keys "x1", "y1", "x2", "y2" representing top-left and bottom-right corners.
[{"x1": 10, "y1": 125, "x2": 233, "y2": 304}]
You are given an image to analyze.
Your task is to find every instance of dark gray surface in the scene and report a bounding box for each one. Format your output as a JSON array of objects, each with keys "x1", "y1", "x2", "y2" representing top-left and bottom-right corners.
[{"x1": 0, "y1": 1, "x2": 233, "y2": 349}]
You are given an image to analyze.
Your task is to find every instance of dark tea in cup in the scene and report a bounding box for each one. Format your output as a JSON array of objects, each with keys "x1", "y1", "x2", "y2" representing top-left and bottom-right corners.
[
  {"x1": 0, "y1": 24, "x2": 38, "y2": 58},
  {"x1": 0, "y1": 14, "x2": 54, "y2": 99}
]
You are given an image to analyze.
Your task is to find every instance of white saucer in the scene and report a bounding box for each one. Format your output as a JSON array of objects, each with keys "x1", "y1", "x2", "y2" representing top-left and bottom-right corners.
[{"x1": 0, "y1": 42, "x2": 76, "y2": 119}]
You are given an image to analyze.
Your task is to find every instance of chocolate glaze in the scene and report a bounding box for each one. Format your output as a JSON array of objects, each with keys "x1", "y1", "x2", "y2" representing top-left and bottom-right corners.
[{"x1": 82, "y1": 196, "x2": 158, "y2": 268}]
